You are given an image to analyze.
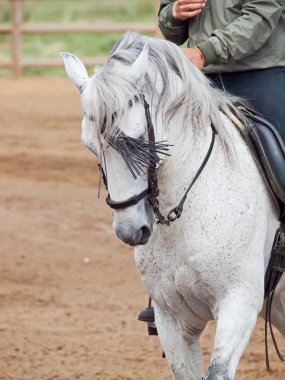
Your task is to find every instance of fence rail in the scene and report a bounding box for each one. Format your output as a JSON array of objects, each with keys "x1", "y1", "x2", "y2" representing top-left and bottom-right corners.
[{"x1": 0, "y1": 0, "x2": 161, "y2": 77}]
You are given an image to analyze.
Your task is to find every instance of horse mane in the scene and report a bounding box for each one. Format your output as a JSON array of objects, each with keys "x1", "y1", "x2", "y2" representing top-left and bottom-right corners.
[{"x1": 82, "y1": 32, "x2": 249, "y2": 154}]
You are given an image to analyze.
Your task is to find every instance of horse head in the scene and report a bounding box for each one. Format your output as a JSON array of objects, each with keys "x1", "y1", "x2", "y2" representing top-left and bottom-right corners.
[{"x1": 61, "y1": 36, "x2": 170, "y2": 246}]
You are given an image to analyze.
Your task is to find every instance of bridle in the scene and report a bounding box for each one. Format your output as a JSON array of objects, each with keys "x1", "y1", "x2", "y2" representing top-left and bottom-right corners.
[{"x1": 101, "y1": 95, "x2": 217, "y2": 226}]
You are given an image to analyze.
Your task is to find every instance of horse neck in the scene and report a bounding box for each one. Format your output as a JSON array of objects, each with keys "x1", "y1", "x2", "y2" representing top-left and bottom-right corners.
[
  {"x1": 156, "y1": 103, "x2": 213, "y2": 199},
  {"x1": 149, "y1": 68, "x2": 218, "y2": 194}
]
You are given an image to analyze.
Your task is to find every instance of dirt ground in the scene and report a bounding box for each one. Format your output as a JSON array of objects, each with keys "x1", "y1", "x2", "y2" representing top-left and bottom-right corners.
[{"x1": 0, "y1": 77, "x2": 284, "y2": 380}]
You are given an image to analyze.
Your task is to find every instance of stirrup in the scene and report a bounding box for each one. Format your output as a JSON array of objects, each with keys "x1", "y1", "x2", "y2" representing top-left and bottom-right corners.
[{"x1": 138, "y1": 303, "x2": 158, "y2": 335}]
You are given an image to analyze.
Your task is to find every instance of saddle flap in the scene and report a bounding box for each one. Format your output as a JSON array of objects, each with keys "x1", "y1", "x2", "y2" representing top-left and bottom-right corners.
[
  {"x1": 246, "y1": 112, "x2": 285, "y2": 205},
  {"x1": 238, "y1": 109, "x2": 285, "y2": 221}
]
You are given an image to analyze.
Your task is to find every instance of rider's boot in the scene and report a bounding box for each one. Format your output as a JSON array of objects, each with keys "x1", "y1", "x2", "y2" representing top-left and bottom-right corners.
[{"x1": 138, "y1": 305, "x2": 157, "y2": 335}]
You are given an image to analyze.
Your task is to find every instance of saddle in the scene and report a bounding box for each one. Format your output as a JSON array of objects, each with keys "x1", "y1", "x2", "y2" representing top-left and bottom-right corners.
[{"x1": 241, "y1": 109, "x2": 285, "y2": 221}]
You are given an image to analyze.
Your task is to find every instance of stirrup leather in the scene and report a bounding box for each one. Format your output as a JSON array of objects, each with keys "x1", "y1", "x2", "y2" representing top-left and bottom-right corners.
[{"x1": 264, "y1": 223, "x2": 285, "y2": 370}]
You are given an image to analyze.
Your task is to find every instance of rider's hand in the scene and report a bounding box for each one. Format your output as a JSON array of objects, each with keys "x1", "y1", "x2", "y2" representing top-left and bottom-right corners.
[
  {"x1": 173, "y1": 0, "x2": 207, "y2": 20},
  {"x1": 182, "y1": 47, "x2": 205, "y2": 69}
]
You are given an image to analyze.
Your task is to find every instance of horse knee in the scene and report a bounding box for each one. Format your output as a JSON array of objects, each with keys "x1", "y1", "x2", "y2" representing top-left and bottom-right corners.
[{"x1": 181, "y1": 324, "x2": 204, "y2": 342}]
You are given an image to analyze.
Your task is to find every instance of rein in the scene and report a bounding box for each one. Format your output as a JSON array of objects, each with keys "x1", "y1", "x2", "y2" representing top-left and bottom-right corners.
[{"x1": 103, "y1": 95, "x2": 217, "y2": 225}]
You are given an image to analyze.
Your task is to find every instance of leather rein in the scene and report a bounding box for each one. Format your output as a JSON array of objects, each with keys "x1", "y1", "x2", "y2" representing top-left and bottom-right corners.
[{"x1": 103, "y1": 95, "x2": 217, "y2": 225}]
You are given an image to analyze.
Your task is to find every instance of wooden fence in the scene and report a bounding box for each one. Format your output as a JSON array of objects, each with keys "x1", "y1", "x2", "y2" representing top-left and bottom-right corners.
[{"x1": 0, "y1": 0, "x2": 161, "y2": 77}]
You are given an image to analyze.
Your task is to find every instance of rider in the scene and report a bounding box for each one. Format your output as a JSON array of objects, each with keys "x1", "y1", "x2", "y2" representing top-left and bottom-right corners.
[
  {"x1": 157, "y1": 0, "x2": 285, "y2": 142},
  {"x1": 138, "y1": 0, "x2": 285, "y2": 327}
]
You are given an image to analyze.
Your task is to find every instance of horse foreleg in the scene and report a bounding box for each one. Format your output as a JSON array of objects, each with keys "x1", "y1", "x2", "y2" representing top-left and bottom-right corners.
[
  {"x1": 205, "y1": 290, "x2": 262, "y2": 380},
  {"x1": 155, "y1": 304, "x2": 206, "y2": 380}
]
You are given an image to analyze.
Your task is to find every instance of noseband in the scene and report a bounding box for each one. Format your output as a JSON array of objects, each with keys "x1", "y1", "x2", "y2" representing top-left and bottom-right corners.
[
  {"x1": 106, "y1": 189, "x2": 149, "y2": 210},
  {"x1": 102, "y1": 95, "x2": 217, "y2": 226}
]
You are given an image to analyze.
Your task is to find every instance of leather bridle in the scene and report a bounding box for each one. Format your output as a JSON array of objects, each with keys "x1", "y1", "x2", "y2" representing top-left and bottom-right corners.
[{"x1": 101, "y1": 95, "x2": 217, "y2": 226}]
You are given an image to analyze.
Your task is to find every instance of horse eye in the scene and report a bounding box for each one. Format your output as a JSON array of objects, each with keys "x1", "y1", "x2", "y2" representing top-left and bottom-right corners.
[{"x1": 128, "y1": 96, "x2": 140, "y2": 108}]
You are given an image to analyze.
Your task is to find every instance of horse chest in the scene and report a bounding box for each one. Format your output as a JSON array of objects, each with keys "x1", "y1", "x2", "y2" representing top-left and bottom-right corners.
[{"x1": 135, "y1": 243, "x2": 224, "y2": 311}]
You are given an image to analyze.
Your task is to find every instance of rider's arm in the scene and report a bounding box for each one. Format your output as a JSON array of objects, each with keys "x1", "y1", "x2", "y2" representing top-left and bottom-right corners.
[
  {"x1": 197, "y1": 0, "x2": 283, "y2": 65},
  {"x1": 158, "y1": 0, "x2": 189, "y2": 45}
]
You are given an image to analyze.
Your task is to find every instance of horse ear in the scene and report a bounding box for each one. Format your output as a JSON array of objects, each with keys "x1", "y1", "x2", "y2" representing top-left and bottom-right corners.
[
  {"x1": 60, "y1": 52, "x2": 89, "y2": 93},
  {"x1": 129, "y1": 44, "x2": 149, "y2": 84}
]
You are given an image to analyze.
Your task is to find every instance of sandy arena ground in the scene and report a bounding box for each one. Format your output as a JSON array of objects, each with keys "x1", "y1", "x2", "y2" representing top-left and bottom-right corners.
[{"x1": 0, "y1": 77, "x2": 284, "y2": 380}]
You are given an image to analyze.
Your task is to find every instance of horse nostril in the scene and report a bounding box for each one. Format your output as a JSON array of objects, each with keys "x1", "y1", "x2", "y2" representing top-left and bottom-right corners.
[
  {"x1": 138, "y1": 225, "x2": 152, "y2": 245},
  {"x1": 141, "y1": 225, "x2": 151, "y2": 238},
  {"x1": 115, "y1": 225, "x2": 152, "y2": 246}
]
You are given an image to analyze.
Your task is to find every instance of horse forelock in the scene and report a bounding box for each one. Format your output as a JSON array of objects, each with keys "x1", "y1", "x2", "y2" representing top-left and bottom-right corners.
[
  {"x1": 82, "y1": 32, "x2": 249, "y2": 157},
  {"x1": 82, "y1": 70, "x2": 139, "y2": 142}
]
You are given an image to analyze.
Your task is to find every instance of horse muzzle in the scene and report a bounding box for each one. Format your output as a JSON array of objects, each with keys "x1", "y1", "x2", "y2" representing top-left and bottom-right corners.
[{"x1": 116, "y1": 225, "x2": 152, "y2": 246}]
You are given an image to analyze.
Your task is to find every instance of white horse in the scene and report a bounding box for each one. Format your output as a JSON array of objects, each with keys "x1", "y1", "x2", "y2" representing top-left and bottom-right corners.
[{"x1": 61, "y1": 32, "x2": 285, "y2": 379}]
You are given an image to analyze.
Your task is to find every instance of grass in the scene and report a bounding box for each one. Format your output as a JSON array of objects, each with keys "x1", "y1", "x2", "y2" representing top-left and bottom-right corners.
[
  {"x1": 0, "y1": 0, "x2": 157, "y2": 76},
  {"x1": 0, "y1": 0, "x2": 155, "y2": 23}
]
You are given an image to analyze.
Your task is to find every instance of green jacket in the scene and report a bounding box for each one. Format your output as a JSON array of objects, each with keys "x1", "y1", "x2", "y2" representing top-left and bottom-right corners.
[{"x1": 158, "y1": 0, "x2": 285, "y2": 74}]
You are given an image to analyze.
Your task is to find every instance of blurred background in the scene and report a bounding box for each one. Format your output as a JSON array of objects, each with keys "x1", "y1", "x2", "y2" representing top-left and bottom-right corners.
[
  {"x1": 0, "y1": 1, "x2": 284, "y2": 379},
  {"x1": 0, "y1": 0, "x2": 160, "y2": 76}
]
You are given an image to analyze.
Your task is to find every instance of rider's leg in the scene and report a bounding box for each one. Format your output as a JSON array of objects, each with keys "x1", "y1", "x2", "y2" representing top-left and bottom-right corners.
[{"x1": 207, "y1": 67, "x2": 285, "y2": 143}]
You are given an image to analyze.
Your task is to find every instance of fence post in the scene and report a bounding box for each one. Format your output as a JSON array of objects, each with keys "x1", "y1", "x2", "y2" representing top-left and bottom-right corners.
[{"x1": 11, "y1": 0, "x2": 23, "y2": 77}]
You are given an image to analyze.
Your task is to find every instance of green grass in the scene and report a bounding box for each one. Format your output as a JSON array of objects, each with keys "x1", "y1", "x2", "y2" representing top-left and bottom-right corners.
[
  {"x1": 23, "y1": 33, "x2": 121, "y2": 59},
  {"x1": 0, "y1": 0, "x2": 157, "y2": 76},
  {"x1": 24, "y1": 0, "x2": 155, "y2": 23},
  {"x1": 0, "y1": 0, "x2": 155, "y2": 23}
]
